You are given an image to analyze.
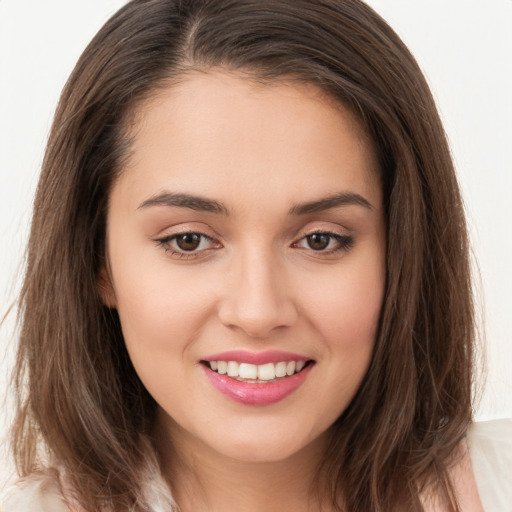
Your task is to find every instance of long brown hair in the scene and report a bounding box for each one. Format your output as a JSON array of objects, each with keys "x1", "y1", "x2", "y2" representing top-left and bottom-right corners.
[{"x1": 11, "y1": 1, "x2": 475, "y2": 510}]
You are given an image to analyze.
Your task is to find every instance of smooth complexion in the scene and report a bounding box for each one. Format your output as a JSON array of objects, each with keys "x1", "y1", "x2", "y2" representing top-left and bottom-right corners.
[{"x1": 102, "y1": 72, "x2": 386, "y2": 511}]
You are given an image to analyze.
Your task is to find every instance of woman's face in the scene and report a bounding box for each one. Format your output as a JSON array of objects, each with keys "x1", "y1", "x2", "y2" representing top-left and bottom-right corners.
[{"x1": 102, "y1": 72, "x2": 386, "y2": 464}]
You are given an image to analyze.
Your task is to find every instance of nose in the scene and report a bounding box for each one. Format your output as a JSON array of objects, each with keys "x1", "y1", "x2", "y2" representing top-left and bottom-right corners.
[{"x1": 217, "y1": 248, "x2": 298, "y2": 339}]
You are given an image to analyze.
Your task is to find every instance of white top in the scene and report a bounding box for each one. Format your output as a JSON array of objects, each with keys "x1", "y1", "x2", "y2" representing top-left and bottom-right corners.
[
  {"x1": 2, "y1": 419, "x2": 511, "y2": 511},
  {"x1": 1, "y1": 468, "x2": 70, "y2": 512},
  {"x1": 468, "y1": 419, "x2": 512, "y2": 511}
]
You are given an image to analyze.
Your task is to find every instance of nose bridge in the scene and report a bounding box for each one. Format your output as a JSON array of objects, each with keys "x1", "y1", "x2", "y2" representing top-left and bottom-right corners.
[{"x1": 218, "y1": 241, "x2": 297, "y2": 338}]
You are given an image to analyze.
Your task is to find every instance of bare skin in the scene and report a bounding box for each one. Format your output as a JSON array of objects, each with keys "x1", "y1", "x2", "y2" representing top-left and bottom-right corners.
[
  {"x1": 424, "y1": 443, "x2": 484, "y2": 512},
  {"x1": 160, "y1": 432, "x2": 484, "y2": 512},
  {"x1": 102, "y1": 71, "x2": 484, "y2": 512},
  {"x1": 153, "y1": 414, "x2": 330, "y2": 512}
]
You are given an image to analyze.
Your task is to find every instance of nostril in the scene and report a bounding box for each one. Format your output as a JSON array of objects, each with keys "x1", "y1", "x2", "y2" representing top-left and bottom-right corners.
[{"x1": 217, "y1": 306, "x2": 298, "y2": 339}]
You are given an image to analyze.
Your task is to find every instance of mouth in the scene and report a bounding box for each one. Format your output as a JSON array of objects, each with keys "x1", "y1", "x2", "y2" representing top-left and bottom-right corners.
[
  {"x1": 200, "y1": 359, "x2": 312, "y2": 383},
  {"x1": 200, "y1": 353, "x2": 315, "y2": 405}
]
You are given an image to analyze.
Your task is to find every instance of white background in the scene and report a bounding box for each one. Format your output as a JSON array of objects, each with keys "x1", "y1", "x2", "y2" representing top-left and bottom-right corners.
[{"x1": 1, "y1": 0, "x2": 511, "y2": 493}]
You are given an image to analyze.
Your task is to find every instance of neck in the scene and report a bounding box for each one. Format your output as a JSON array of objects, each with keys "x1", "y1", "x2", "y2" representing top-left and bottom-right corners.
[{"x1": 153, "y1": 413, "x2": 331, "y2": 512}]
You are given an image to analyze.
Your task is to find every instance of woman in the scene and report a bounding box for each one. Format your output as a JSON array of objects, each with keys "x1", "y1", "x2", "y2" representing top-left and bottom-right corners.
[{"x1": 5, "y1": 0, "x2": 484, "y2": 510}]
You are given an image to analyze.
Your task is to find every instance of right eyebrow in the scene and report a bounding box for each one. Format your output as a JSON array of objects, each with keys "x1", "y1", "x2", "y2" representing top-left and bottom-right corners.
[
  {"x1": 138, "y1": 192, "x2": 230, "y2": 215},
  {"x1": 288, "y1": 191, "x2": 373, "y2": 215}
]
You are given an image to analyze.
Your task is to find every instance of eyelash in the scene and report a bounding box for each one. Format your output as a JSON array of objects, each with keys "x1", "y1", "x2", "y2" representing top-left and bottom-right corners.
[
  {"x1": 155, "y1": 232, "x2": 219, "y2": 259},
  {"x1": 154, "y1": 230, "x2": 354, "y2": 259},
  {"x1": 292, "y1": 231, "x2": 354, "y2": 255}
]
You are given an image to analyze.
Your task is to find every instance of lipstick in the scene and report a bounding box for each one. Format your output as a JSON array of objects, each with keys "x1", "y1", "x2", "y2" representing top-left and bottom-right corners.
[{"x1": 201, "y1": 350, "x2": 313, "y2": 406}]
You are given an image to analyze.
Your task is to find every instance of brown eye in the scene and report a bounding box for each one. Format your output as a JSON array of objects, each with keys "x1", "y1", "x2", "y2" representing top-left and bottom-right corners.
[
  {"x1": 293, "y1": 231, "x2": 354, "y2": 255},
  {"x1": 306, "y1": 233, "x2": 331, "y2": 251},
  {"x1": 175, "y1": 233, "x2": 202, "y2": 251},
  {"x1": 156, "y1": 231, "x2": 221, "y2": 259}
]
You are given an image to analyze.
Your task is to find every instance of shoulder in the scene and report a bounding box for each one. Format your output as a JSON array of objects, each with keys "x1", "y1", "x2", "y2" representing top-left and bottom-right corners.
[
  {"x1": 421, "y1": 438, "x2": 485, "y2": 512},
  {"x1": 424, "y1": 418, "x2": 512, "y2": 512},
  {"x1": 1, "y1": 469, "x2": 71, "y2": 512},
  {"x1": 468, "y1": 418, "x2": 512, "y2": 512},
  {"x1": 1, "y1": 456, "x2": 178, "y2": 512}
]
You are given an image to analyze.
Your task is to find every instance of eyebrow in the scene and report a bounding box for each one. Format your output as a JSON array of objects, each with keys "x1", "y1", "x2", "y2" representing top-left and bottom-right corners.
[
  {"x1": 288, "y1": 192, "x2": 373, "y2": 215},
  {"x1": 138, "y1": 192, "x2": 229, "y2": 215},
  {"x1": 138, "y1": 190, "x2": 373, "y2": 216}
]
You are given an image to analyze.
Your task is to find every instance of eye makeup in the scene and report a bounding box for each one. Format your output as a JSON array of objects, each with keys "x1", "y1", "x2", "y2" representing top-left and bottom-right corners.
[{"x1": 153, "y1": 228, "x2": 355, "y2": 261}]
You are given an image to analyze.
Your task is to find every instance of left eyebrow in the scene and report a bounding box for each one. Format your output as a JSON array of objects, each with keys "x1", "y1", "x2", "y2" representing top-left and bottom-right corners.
[
  {"x1": 288, "y1": 192, "x2": 373, "y2": 215},
  {"x1": 138, "y1": 192, "x2": 229, "y2": 215}
]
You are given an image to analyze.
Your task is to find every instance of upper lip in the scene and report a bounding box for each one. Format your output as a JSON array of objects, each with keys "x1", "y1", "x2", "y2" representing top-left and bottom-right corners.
[{"x1": 202, "y1": 350, "x2": 311, "y2": 365}]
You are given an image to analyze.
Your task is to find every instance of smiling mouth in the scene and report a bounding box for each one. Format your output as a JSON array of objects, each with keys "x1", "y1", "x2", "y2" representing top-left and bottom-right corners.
[{"x1": 200, "y1": 359, "x2": 314, "y2": 383}]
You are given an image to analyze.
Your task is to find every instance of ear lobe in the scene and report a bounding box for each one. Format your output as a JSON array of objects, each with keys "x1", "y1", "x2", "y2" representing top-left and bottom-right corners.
[{"x1": 97, "y1": 265, "x2": 117, "y2": 308}]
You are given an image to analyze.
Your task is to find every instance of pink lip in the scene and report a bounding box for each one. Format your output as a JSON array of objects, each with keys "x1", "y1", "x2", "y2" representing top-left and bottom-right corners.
[
  {"x1": 201, "y1": 362, "x2": 313, "y2": 406},
  {"x1": 203, "y1": 350, "x2": 310, "y2": 365}
]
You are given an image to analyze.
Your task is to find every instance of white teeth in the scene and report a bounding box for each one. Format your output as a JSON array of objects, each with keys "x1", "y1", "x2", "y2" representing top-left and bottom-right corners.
[
  {"x1": 238, "y1": 363, "x2": 258, "y2": 379},
  {"x1": 258, "y1": 363, "x2": 276, "y2": 381},
  {"x1": 227, "y1": 361, "x2": 239, "y2": 377},
  {"x1": 207, "y1": 359, "x2": 308, "y2": 380},
  {"x1": 275, "y1": 361, "x2": 287, "y2": 378}
]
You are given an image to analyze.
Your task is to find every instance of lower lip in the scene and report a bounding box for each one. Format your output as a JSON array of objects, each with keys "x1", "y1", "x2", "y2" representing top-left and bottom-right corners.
[{"x1": 201, "y1": 363, "x2": 312, "y2": 406}]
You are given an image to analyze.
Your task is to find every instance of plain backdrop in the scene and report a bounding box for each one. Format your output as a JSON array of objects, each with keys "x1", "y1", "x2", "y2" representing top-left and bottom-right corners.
[{"x1": 1, "y1": 0, "x2": 511, "y2": 492}]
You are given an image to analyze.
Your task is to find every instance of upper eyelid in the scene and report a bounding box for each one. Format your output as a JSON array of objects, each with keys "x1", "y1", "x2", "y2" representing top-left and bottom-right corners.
[
  {"x1": 157, "y1": 231, "x2": 212, "y2": 241},
  {"x1": 293, "y1": 232, "x2": 352, "y2": 246},
  {"x1": 153, "y1": 222, "x2": 352, "y2": 245},
  {"x1": 293, "y1": 225, "x2": 350, "y2": 240},
  {"x1": 156, "y1": 229, "x2": 346, "y2": 242},
  {"x1": 156, "y1": 232, "x2": 219, "y2": 250},
  {"x1": 155, "y1": 233, "x2": 351, "y2": 260},
  {"x1": 153, "y1": 222, "x2": 218, "y2": 239},
  {"x1": 155, "y1": 232, "x2": 221, "y2": 260}
]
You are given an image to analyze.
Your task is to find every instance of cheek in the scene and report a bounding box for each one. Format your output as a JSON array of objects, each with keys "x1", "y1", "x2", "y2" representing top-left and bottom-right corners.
[
  {"x1": 111, "y1": 270, "x2": 213, "y2": 407},
  {"x1": 109, "y1": 248, "x2": 221, "y2": 367},
  {"x1": 302, "y1": 260, "x2": 385, "y2": 346},
  {"x1": 297, "y1": 251, "x2": 385, "y2": 411}
]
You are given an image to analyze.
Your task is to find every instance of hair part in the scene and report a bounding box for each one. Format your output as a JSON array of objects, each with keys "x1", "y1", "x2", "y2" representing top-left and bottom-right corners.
[{"x1": 12, "y1": 1, "x2": 474, "y2": 511}]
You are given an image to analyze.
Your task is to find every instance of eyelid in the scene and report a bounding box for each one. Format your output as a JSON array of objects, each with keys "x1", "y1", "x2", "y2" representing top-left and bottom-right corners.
[
  {"x1": 152, "y1": 221, "x2": 216, "y2": 237},
  {"x1": 291, "y1": 226, "x2": 355, "y2": 255},
  {"x1": 292, "y1": 223, "x2": 350, "y2": 242},
  {"x1": 153, "y1": 225, "x2": 223, "y2": 260},
  {"x1": 152, "y1": 223, "x2": 354, "y2": 260}
]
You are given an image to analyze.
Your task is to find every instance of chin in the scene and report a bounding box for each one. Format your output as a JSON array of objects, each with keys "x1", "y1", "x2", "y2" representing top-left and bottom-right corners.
[
  {"x1": 206, "y1": 425, "x2": 328, "y2": 465},
  {"x1": 224, "y1": 442, "x2": 299, "y2": 463}
]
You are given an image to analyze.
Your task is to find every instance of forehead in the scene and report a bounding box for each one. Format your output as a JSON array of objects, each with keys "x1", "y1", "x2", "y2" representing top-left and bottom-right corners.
[{"x1": 116, "y1": 71, "x2": 381, "y2": 213}]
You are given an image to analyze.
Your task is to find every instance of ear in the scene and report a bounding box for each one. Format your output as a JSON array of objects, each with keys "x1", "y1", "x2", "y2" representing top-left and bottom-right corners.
[{"x1": 97, "y1": 265, "x2": 117, "y2": 308}]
